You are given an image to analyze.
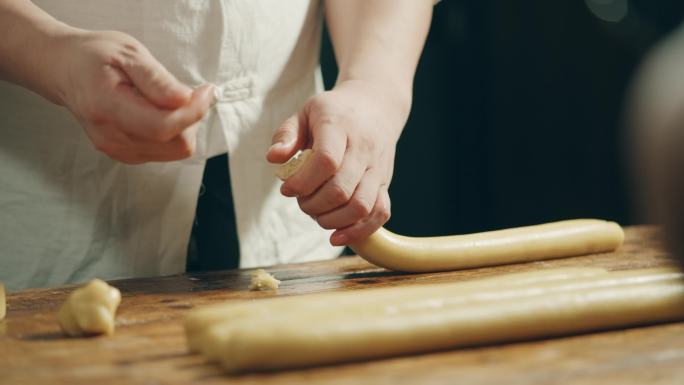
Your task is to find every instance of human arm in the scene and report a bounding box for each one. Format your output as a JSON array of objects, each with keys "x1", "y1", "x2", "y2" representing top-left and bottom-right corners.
[
  {"x1": 0, "y1": 0, "x2": 213, "y2": 163},
  {"x1": 266, "y1": 0, "x2": 434, "y2": 246}
]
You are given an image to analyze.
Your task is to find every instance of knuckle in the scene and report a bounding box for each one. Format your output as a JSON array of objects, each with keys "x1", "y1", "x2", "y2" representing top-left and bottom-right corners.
[
  {"x1": 308, "y1": 95, "x2": 328, "y2": 112},
  {"x1": 147, "y1": 127, "x2": 173, "y2": 142},
  {"x1": 349, "y1": 197, "x2": 372, "y2": 218},
  {"x1": 86, "y1": 107, "x2": 109, "y2": 125},
  {"x1": 192, "y1": 107, "x2": 205, "y2": 123},
  {"x1": 284, "y1": 181, "x2": 304, "y2": 196},
  {"x1": 358, "y1": 138, "x2": 376, "y2": 154},
  {"x1": 297, "y1": 200, "x2": 317, "y2": 216},
  {"x1": 299, "y1": 205, "x2": 316, "y2": 216},
  {"x1": 177, "y1": 138, "x2": 195, "y2": 158},
  {"x1": 317, "y1": 149, "x2": 341, "y2": 174},
  {"x1": 325, "y1": 183, "x2": 351, "y2": 207},
  {"x1": 316, "y1": 219, "x2": 336, "y2": 230},
  {"x1": 378, "y1": 205, "x2": 391, "y2": 223}
]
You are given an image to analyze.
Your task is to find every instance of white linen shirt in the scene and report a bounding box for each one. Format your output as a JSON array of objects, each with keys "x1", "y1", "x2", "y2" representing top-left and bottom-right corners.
[{"x1": 0, "y1": 0, "x2": 343, "y2": 290}]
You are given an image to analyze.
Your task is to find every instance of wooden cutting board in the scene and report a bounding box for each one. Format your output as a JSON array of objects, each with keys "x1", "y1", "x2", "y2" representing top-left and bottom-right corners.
[{"x1": 1, "y1": 226, "x2": 683, "y2": 385}]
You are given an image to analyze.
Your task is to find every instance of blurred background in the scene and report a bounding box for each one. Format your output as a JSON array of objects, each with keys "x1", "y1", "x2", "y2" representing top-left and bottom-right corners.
[{"x1": 321, "y1": 0, "x2": 684, "y2": 237}]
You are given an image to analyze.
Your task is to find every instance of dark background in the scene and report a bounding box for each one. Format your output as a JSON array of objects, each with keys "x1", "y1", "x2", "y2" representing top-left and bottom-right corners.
[{"x1": 321, "y1": 0, "x2": 684, "y2": 237}]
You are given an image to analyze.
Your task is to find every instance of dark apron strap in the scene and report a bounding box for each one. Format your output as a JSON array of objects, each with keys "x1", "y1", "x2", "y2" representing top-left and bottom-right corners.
[{"x1": 186, "y1": 153, "x2": 240, "y2": 271}]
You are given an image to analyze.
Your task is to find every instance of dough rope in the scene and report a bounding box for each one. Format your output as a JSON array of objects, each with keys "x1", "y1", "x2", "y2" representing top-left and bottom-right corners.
[
  {"x1": 58, "y1": 279, "x2": 121, "y2": 337},
  {"x1": 185, "y1": 267, "x2": 609, "y2": 352},
  {"x1": 350, "y1": 220, "x2": 624, "y2": 272},
  {"x1": 276, "y1": 150, "x2": 625, "y2": 272},
  {"x1": 186, "y1": 268, "x2": 684, "y2": 373}
]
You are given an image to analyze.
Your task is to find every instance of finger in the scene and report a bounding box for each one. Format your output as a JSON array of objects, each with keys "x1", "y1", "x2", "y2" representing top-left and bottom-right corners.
[
  {"x1": 281, "y1": 122, "x2": 346, "y2": 197},
  {"x1": 118, "y1": 45, "x2": 193, "y2": 109},
  {"x1": 108, "y1": 82, "x2": 213, "y2": 142},
  {"x1": 128, "y1": 122, "x2": 199, "y2": 162},
  {"x1": 329, "y1": 187, "x2": 391, "y2": 246},
  {"x1": 85, "y1": 119, "x2": 144, "y2": 164},
  {"x1": 312, "y1": 167, "x2": 380, "y2": 229},
  {"x1": 267, "y1": 113, "x2": 308, "y2": 164},
  {"x1": 297, "y1": 154, "x2": 368, "y2": 216}
]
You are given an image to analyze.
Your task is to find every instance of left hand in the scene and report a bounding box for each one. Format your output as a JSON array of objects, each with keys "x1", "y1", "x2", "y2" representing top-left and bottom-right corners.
[{"x1": 266, "y1": 79, "x2": 410, "y2": 246}]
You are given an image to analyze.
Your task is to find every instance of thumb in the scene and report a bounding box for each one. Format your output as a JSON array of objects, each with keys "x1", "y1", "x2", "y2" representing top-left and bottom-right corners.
[
  {"x1": 267, "y1": 113, "x2": 307, "y2": 164},
  {"x1": 120, "y1": 46, "x2": 192, "y2": 109}
]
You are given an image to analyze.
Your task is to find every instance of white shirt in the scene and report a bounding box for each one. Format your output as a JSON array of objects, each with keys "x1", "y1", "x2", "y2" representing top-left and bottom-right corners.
[{"x1": 0, "y1": 0, "x2": 342, "y2": 290}]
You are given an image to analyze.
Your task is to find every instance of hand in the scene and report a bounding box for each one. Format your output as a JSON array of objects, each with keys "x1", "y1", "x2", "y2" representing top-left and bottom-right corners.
[
  {"x1": 266, "y1": 79, "x2": 410, "y2": 246},
  {"x1": 49, "y1": 29, "x2": 214, "y2": 164}
]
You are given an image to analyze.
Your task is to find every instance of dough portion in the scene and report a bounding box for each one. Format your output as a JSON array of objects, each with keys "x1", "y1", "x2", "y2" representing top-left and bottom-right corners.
[
  {"x1": 0, "y1": 281, "x2": 5, "y2": 320},
  {"x1": 249, "y1": 269, "x2": 281, "y2": 291},
  {"x1": 186, "y1": 268, "x2": 684, "y2": 372},
  {"x1": 58, "y1": 279, "x2": 121, "y2": 337},
  {"x1": 350, "y1": 220, "x2": 625, "y2": 272},
  {"x1": 186, "y1": 267, "x2": 609, "y2": 352},
  {"x1": 275, "y1": 149, "x2": 312, "y2": 180}
]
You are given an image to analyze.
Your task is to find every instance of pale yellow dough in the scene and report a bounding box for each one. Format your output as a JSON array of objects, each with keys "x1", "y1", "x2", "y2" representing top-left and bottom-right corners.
[
  {"x1": 275, "y1": 149, "x2": 312, "y2": 180},
  {"x1": 248, "y1": 269, "x2": 281, "y2": 291},
  {"x1": 186, "y1": 267, "x2": 609, "y2": 354},
  {"x1": 186, "y1": 268, "x2": 684, "y2": 372},
  {"x1": 58, "y1": 279, "x2": 121, "y2": 337},
  {"x1": 0, "y1": 281, "x2": 5, "y2": 320},
  {"x1": 350, "y1": 219, "x2": 624, "y2": 272}
]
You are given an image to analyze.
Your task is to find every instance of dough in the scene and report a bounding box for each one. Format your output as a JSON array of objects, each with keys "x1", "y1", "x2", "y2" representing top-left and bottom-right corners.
[
  {"x1": 0, "y1": 281, "x2": 5, "y2": 320},
  {"x1": 275, "y1": 149, "x2": 312, "y2": 180},
  {"x1": 185, "y1": 267, "x2": 609, "y2": 353},
  {"x1": 249, "y1": 269, "x2": 281, "y2": 291},
  {"x1": 58, "y1": 279, "x2": 121, "y2": 337},
  {"x1": 186, "y1": 268, "x2": 684, "y2": 372},
  {"x1": 350, "y1": 219, "x2": 625, "y2": 272}
]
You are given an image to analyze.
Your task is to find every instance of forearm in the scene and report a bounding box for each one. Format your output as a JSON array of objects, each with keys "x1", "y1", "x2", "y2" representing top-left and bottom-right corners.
[
  {"x1": 0, "y1": 0, "x2": 76, "y2": 103},
  {"x1": 324, "y1": 0, "x2": 433, "y2": 114}
]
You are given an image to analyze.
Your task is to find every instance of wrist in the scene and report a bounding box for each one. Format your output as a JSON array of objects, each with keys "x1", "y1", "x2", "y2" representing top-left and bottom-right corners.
[
  {"x1": 0, "y1": 9, "x2": 81, "y2": 106},
  {"x1": 334, "y1": 75, "x2": 413, "y2": 122},
  {"x1": 33, "y1": 23, "x2": 83, "y2": 106}
]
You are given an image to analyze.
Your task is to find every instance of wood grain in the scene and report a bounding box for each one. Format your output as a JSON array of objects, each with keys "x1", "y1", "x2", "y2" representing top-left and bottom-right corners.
[{"x1": 1, "y1": 226, "x2": 683, "y2": 385}]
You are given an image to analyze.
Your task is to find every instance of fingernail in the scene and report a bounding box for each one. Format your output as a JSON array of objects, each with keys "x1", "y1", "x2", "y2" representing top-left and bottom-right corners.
[
  {"x1": 331, "y1": 233, "x2": 348, "y2": 246},
  {"x1": 269, "y1": 142, "x2": 284, "y2": 152}
]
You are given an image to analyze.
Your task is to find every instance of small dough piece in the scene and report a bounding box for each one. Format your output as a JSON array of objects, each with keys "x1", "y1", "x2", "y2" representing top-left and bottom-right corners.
[
  {"x1": 58, "y1": 279, "x2": 121, "y2": 337},
  {"x1": 249, "y1": 269, "x2": 281, "y2": 291},
  {"x1": 0, "y1": 281, "x2": 5, "y2": 320},
  {"x1": 275, "y1": 149, "x2": 312, "y2": 180}
]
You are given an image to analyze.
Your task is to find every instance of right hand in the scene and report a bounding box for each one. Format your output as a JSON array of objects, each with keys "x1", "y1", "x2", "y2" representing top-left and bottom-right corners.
[{"x1": 49, "y1": 30, "x2": 214, "y2": 164}]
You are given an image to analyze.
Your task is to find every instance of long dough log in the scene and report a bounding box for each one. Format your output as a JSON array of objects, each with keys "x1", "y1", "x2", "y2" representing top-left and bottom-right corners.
[
  {"x1": 219, "y1": 278, "x2": 684, "y2": 372},
  {"x1": 187, "y1": 268, "x2": 684, "y2": 372},
  {"x1": 197, "y1": 268, "x2": 684, "y2": 363},
  {"x1": 276, "y1": 150, "x2": 624, "y2": 272},
  {"x1": 350, "y1": 219, "x2": 624, "y2": 272},
  {"x1": 186, "y1": 267, "x2": 610, "y2": 352}
]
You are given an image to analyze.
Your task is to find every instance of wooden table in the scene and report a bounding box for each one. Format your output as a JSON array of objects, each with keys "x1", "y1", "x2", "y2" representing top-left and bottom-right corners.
[{"x1": 2, "y1": 226, "x2": 684, "y2": 385}]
